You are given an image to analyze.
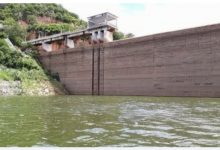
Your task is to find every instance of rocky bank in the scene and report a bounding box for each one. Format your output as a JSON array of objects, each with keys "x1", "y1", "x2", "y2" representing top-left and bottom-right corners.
[{"x1": 0, "y1": 80, "x2": 68, "y2": 96}]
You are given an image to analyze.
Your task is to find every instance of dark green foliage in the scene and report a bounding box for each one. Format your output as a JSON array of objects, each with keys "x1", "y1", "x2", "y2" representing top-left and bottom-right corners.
[
  {"x1": 0, "y1": 32, "x2": 7, "y2": 38},
  {"x1": 26, "y1": 15, "x2": 37, "y2": 25},
  {"x1": 27, "y1": 23, "x2": 76, "y2": 36},
  {"x1": 51, "y1": 72, "x2": 60, "y2": 81},
  {"x1": 113, "y1": 31, "x2": 125, "y2": 40},
  {"x1": 2, "y1": 17, "x2": 27, "y2": 46},
  {"x1": 0, "y1": 39, "x2": 39, "y2": 70},
  {"x1": 113, "y1": 31, "x2": 135, "y2": 40},
  {"x1": 5, "y1": 24, "x2": 26, "y2": 47},
  {"x1": 0, "y1": 38, "x2": 50, "y2": 82},
  {"x1": 0, "y1": 4, "x2": 84, "y2": 24}
]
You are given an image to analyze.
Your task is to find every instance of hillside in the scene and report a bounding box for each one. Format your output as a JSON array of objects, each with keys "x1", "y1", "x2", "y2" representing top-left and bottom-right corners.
[
  {"x1": 0, "y1": 37, "x2": 68, "y2": 95},
  {"x1": 0, "y1": 3, "x2": 87, "y2": 46},
  {"x1": 0, "y1": 3, "x2": 86, "y2": 96}
]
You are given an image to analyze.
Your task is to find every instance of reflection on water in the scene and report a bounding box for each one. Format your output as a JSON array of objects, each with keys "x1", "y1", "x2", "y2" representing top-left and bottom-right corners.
[{"x1": 0, "y1": 96, "x2": 219, "y2": 147}]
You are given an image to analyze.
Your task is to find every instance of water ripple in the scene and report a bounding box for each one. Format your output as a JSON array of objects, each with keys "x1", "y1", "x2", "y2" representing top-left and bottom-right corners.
[{"x1": 0, "y1": 96, "x2": 219, "y2": 146}]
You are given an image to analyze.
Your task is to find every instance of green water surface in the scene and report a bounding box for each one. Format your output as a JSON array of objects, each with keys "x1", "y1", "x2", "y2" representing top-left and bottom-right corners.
[{"x1": 0, "y1": 96, "x2": 219, "y2": 147}]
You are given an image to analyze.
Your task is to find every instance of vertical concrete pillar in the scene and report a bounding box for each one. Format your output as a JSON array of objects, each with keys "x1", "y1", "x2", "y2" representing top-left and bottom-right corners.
[
  {"x1": 104, "y1": 30, "x2": 113, "y2": 42},
  {"x1": 92, "y1": 31, "x2": 98, "y2": 43},
  {"x1": 42, "y1": 42, "x2": 52, "y2": 52},
  {"x1": 91, "y1": 28, "x2": 113, "y2": 43},
  {"x1": 97, "y1": 30, "x2": 102, "y2": 41},
  {"x1": 66, "y1": 38, "x2": 75, "y2": 48}
]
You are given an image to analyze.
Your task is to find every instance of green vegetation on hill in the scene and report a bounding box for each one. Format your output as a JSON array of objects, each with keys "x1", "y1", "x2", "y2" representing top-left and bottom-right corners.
[
  {"x1": 0, "y1": 3, "x2": 87, "y2": 46},
  {"x1": 0, "y1": 38, "x2": 47, "y2": 81},
  {"x1": 0, "y1": 3, "x2": 88, "y2": 95},
  {"x1": 0, "y1": 39, "x2": 38, "y2": 70},
  {"x1": 0, "y1": 38, "x2": 66, "y2": 95},
  {"x1": 0, "y1": 17, "x2": 26, "y2": 46},
  {"x1": 0, "y1": 4, "x2": 80, "y2": 23},
  {"x1": 27, "y1": 23, "x2": 75, "y2": 35}
]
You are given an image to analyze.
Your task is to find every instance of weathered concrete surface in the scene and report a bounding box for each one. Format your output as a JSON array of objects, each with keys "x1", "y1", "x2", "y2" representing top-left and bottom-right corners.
[{"x1": 39, "y1": 23, "x2": 220, "y2": 97}]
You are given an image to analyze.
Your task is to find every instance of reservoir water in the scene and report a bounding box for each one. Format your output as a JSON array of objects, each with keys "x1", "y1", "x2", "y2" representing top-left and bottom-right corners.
[{"x1": 0, "y1": 96, "x2": 219, "y2": 147}]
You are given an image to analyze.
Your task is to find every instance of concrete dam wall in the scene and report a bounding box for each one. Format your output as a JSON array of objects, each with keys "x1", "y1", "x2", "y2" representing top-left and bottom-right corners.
[{"x1": 39, "y1": 23, "x2": 220, "y2": 97}]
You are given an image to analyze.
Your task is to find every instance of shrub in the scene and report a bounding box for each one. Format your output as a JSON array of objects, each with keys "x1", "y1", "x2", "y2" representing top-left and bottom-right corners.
[
  {"x1": 0, "y1": 40, "x2": 40, "y2": 70},
  {"x1": 113, "y1": 31, "x2": 125, "y2": 40},
  {"x1": 0, "y1": 71, "x2": 13, "y2": 81},
  {"x1": 3, "y1": 18, "x2": 27, "y2": 46},
  {"x1": 28, "y1": 23, "x2": 75, "y2": 36},
  {"x1": 26, "y1": 15, "x2": 37, "y2": 25},
  {"x1": 0, "y1": 32, "x2": 7, "y2": 38}
]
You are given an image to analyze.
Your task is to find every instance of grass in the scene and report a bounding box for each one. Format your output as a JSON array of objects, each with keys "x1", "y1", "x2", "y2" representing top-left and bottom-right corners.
[
  {"x1": 0, "y1": 65, "x2": 66, "y2": 95},
  {"x1": 0, "y1": 71, "x2": 14, "y2": 81}
]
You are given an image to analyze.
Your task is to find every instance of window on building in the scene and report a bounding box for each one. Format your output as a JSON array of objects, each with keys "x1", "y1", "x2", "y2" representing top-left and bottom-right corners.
[
  {"x1": 101, "y1": 30, "x2": 104, "y2": 39},
  {"x1": 95, "y1": 31, "x2": 98, "y2": 39}
]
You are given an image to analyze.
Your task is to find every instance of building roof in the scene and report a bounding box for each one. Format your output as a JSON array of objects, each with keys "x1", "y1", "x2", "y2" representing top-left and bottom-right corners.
[
  {"x1": 88, "y1": 12, "x2": 118, "y2": 22},
  {"x1": 87, "y1": 12, "x2": 118, "y2": 30}
]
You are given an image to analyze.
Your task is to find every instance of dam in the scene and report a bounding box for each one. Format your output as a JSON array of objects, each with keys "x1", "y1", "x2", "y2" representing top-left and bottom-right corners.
[{"x1": 28, "y1": 13, "x2": 220, "y2": 97}]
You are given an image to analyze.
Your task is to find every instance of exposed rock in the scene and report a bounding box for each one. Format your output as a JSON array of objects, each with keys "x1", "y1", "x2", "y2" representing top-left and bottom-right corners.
[
  {"x1": 0, "y1": 80, "x2": 67, "y2": 96},
  {"x1": 0, "y1": 81, "x2": 22, "y2": 96}
]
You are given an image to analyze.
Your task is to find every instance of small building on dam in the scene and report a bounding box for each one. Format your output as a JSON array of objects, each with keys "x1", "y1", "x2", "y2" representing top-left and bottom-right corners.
[
  {"x1": 28, "y1": 12, "x2": 118, "y2": 52},
  {"x1": 27, "y1": 12, "x2": 220, "y2": 98}
]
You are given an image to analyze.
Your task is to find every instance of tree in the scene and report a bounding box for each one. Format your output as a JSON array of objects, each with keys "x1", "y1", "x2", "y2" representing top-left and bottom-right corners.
[
  {"x1": 125, "y1": 33, "x2": 135, "y2": 38},
  {"x1": 113, "y1": 31, "x2": 135, "y2": 40},
  {"x1": 26, "y1": 15, "x2": 37, "y2": 25},
  {"x1": 113, "y1": 31, "x2": 125, "y2": 40},
  {"x1": 3, "y1": 18, "x2": 27, "y2": 46}
]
